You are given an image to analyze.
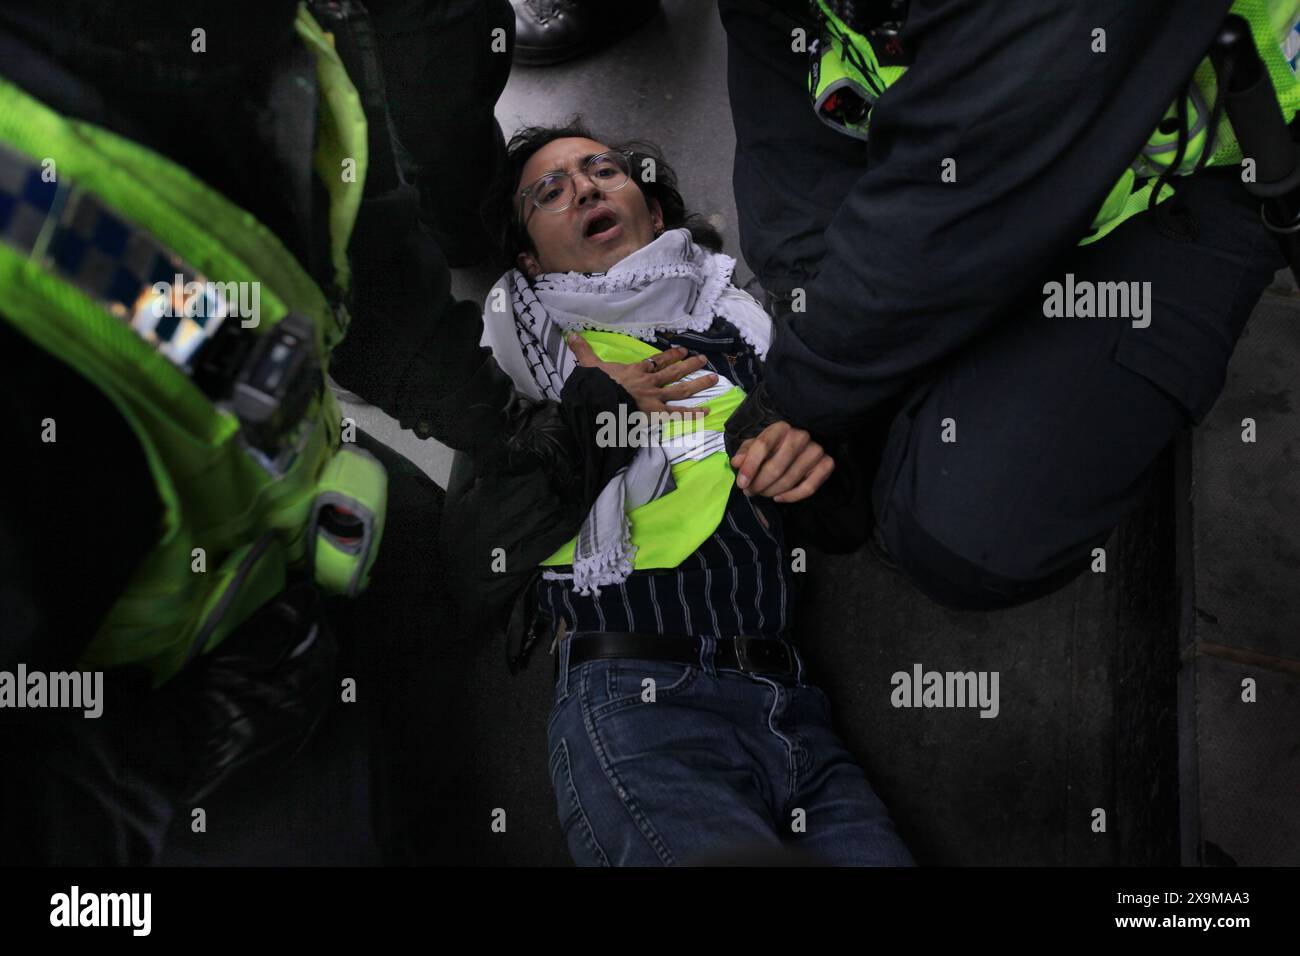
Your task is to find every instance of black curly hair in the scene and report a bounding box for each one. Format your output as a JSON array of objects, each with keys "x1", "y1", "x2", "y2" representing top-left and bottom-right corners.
[{"x1": 484, "y1": 116, "x2": 724, "y2": 272}]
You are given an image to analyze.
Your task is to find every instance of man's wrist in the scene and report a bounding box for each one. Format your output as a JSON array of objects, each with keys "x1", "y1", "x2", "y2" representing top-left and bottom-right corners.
[{"x1": 724, "y1": 380, "x2": 786, "y2": 458}]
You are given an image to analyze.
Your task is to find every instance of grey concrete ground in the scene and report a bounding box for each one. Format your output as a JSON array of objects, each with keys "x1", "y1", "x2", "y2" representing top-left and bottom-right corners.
[{"x1": 1184, "y1": 291, "x2": 1300, "y2": 866}]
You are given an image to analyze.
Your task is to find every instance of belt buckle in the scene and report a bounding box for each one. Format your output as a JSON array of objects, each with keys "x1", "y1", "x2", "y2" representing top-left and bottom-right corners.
[{"x1": 732, "y1": 635, "x2": 795, "y2": 680}]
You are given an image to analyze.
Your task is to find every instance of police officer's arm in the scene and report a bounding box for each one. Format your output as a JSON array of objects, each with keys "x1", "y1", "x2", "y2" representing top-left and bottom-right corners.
[
  {"x1": 327, "y1": 191, "x2": 638, "y2": 500},
  {"x1": 758, "y1": 0, "x2": 1233, "y2": 436},
  {"x1": 424, "y1": 340, "x2": 640, "y2": 510}
]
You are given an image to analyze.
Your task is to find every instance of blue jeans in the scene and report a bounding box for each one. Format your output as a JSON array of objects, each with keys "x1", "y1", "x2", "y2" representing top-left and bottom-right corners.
[{"x1": 546, "y1": 635, "x2": 914, "y2": 866}]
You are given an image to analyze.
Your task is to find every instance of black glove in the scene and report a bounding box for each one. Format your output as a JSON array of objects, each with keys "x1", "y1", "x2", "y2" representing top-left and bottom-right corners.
[
  {"x1": 502, "y1": 391, "x2": 583, "y2": 493},
  {"x1": 437, "y1": 356, "x2": 637, "y2": 508},
  {"x1": 724, "y1": 379, "x2": 786, "y2": 459},
  {"x1": 168, "y1": 582, "x2": 336, "y2": 803}
]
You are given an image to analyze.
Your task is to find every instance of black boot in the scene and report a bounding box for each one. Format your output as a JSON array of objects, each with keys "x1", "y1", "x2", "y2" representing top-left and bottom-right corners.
[{"x1": 511, "y1": 0, "x2": 660, "y2": 67}]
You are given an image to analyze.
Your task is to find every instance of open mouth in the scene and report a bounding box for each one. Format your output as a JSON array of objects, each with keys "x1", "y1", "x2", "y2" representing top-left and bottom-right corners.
[{"x1": 583, "y1": 210, "x2": 620, "y2": 241}]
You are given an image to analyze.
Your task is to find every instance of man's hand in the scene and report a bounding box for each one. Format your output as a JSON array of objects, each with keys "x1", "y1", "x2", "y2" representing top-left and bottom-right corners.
[
  {"x1": 730, "y1": 420, "x2": 834, "y2": 503},
  {"x1": 565, "y1": 332, "x2": 716, "y2": 416}
]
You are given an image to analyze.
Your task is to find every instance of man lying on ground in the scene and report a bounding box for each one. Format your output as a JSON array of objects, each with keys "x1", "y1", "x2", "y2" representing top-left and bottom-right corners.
[{"x1": 451, "y1": 119, "x2": 914, "y2": 866}]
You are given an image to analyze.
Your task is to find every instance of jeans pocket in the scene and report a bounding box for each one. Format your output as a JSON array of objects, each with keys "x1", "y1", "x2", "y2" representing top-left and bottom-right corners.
[
  {"x1": 587, "y1": 658, "x2": 700, "y2": 720},
  {"x1": 548, "y1": 737, "x2": 608, "y2": 866},
  {"x1": 546, "y1": 685, "x2": 572, "y2": 735}
]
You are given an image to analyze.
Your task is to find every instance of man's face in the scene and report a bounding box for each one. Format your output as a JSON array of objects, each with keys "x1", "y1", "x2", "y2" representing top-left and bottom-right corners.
[{"x1": 515, "y1": 136, "x2": 664, "y2": 276}]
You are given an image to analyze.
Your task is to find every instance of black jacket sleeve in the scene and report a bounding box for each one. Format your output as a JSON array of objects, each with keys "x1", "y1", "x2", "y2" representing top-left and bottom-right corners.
[
  {"x1": 427, "y1": 350, "x2": 640, "y2": 638},
  {"x1": 0, "y1": 319, "x2": 160, "y2": 669},
  {"x1": 762, "y1": 0, "x2": 1234, "y2": 436}
]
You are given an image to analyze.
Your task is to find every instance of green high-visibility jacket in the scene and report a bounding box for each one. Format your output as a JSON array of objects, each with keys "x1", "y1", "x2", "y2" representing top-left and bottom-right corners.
[
  {"x1": 812, "y1": 0, "x2": 1300, "y2": 243},
  {"x1": 0, "y1": 5, "x2": 380, "y2": 685}
]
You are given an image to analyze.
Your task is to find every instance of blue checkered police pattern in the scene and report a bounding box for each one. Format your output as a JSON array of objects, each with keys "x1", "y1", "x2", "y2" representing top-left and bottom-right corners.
[{"x1": 0, "y1": 142, "x2": 232, "y2": 371}]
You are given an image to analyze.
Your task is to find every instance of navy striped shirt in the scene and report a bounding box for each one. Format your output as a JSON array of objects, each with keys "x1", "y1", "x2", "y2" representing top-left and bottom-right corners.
[{"x1": 537, "y1": 316, "x2": 793, "y2": 639}]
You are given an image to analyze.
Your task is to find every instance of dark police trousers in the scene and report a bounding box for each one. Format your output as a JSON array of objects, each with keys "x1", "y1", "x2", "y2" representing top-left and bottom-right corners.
[{"x1": 719, "y1": 0, "x2": 1285, "y2": 611}]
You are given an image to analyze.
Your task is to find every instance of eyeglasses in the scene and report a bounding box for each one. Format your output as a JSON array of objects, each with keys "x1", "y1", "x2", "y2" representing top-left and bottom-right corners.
[{"x1": 517, "y1": 149, "x2": 635, "y2": 228}]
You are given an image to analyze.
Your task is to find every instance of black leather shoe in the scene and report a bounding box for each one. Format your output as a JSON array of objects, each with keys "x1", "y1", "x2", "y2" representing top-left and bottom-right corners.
[{"x1": 512, "y1": 0, "x2": 660, "y2": 67}]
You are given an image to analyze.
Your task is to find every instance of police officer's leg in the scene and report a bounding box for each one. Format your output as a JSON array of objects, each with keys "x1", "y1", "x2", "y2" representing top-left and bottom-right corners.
[
  {"x1": 718, "y1": 0, "x2": 869, "y2": 297},
  {"x1": 328, "y1": 431, "x2": 468, "y2": 863},
  {"x1": 872, "y1": 170, "x2": 1283, "y2": 609},
  {"x1": 365, "y1": 0, "x2": 514, "y2": 263},
  {"x1": 331, "y1": 0, "x2": 505, "y2": 415},
  {"x1": 0, "y1": 669, "x2": 188, "y2": 865}
]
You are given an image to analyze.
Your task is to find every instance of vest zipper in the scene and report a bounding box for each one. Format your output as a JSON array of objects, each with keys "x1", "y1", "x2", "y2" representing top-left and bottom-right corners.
[{"x1": 184, "y1": 532, "x2": 277, "y2": 668}]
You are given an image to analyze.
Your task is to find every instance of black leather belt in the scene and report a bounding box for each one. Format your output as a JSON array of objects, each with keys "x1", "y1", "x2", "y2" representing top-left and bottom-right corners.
[{"x1": 557, "y1": 631, "x2": 799, "y2": 682}]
